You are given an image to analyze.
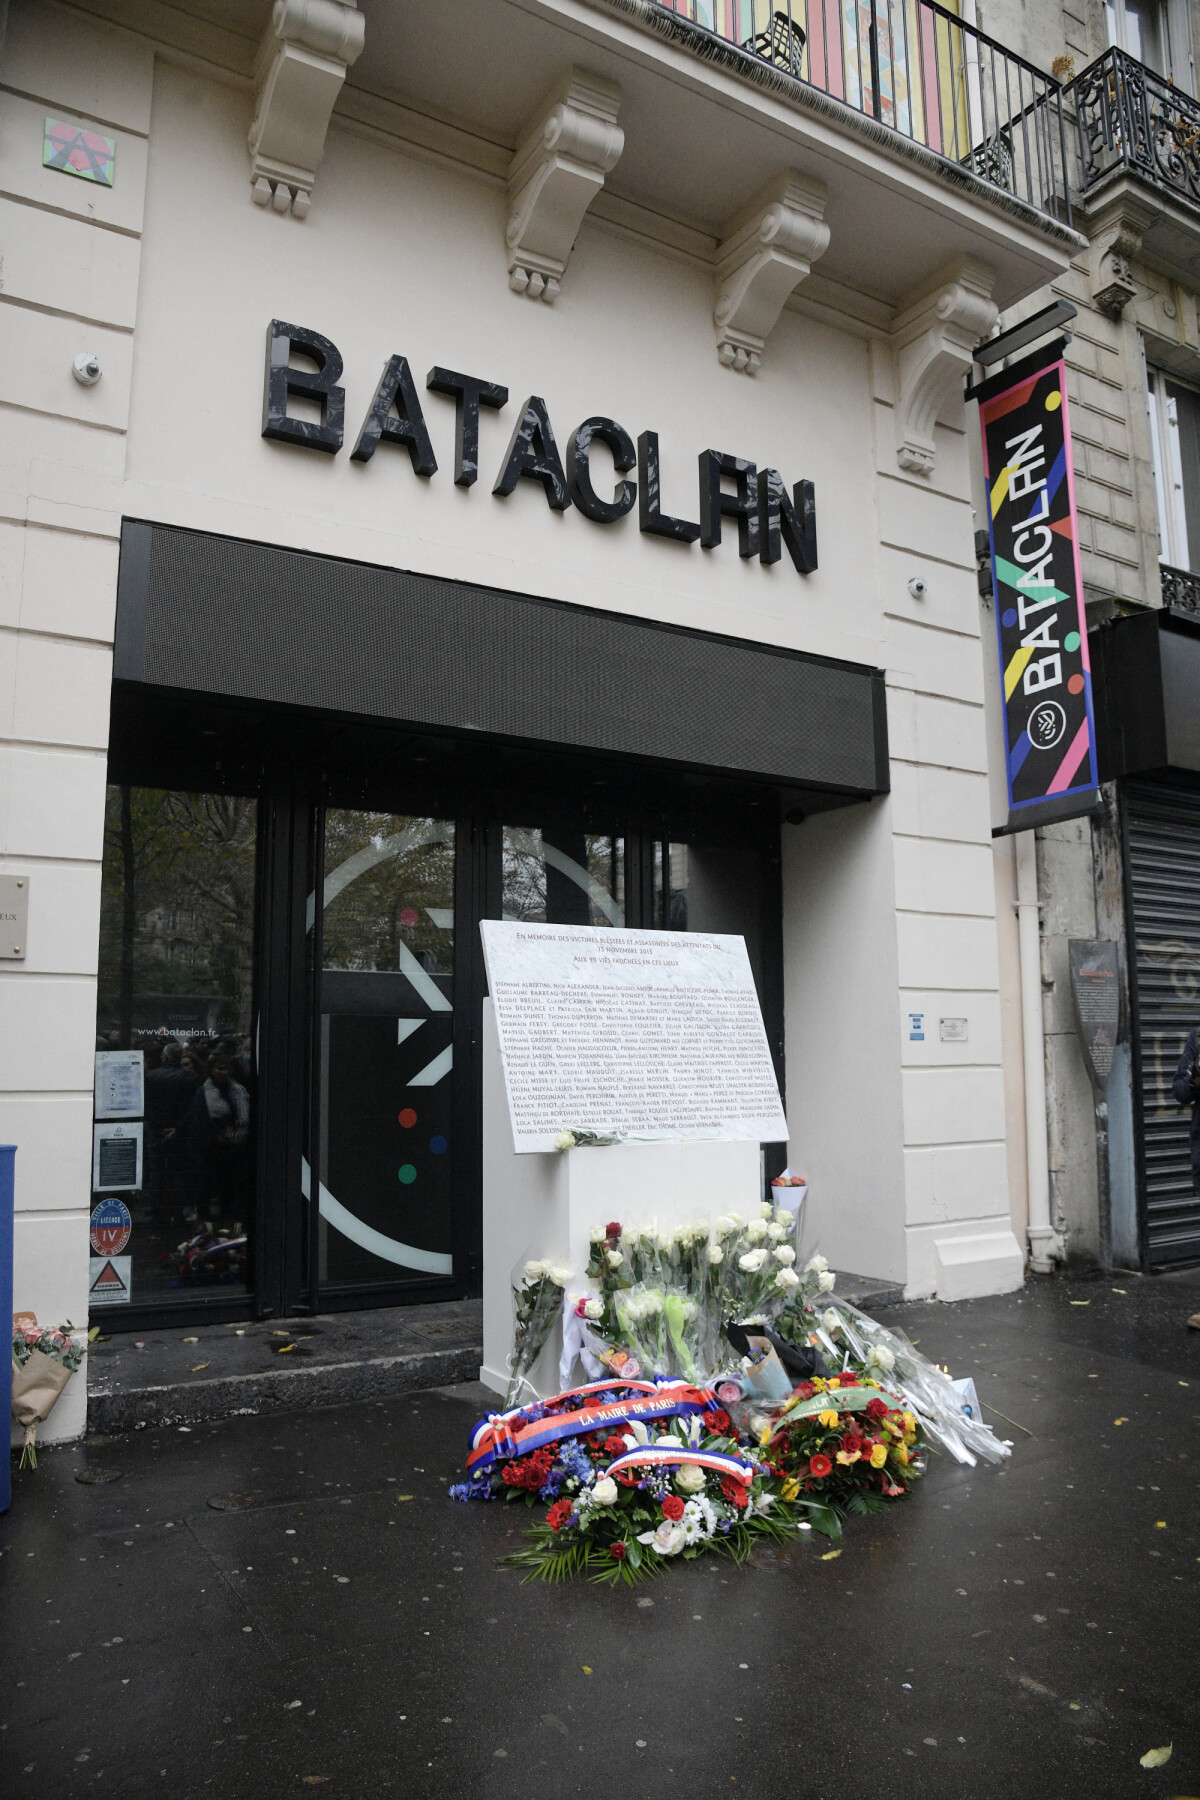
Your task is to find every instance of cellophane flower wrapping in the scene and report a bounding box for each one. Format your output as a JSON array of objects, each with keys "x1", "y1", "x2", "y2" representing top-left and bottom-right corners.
[
  {"x1": 505, "y1": 1257, "x2": 571, "y2": 1409},
  {"x1": 11, "y1": 1321, "x2": 85, "y2": 1469}
]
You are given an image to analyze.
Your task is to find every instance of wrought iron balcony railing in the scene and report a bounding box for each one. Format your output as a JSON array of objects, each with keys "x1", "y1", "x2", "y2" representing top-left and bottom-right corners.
[
  {"x1": 1161, "y1": 562, "x2": 1200, "y2": 621},
  {"x1": 1070, "y1": 46, "x2": 1200, "y2": 210},
  {"x1": 654, "y1": 1, "x2": 1071, "y2": 223}
]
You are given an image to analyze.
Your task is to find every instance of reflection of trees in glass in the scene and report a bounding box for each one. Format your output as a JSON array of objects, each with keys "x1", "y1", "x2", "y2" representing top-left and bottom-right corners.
[
  {"x1": 501, "y1": 829, "x2": 623, "y2": 926},
  {"x1": 97, "y1": 787, "x2": 258, "y2": 1044},
  {"x1": 322, "y1": 813, "x2": 455, "y2": 976}
]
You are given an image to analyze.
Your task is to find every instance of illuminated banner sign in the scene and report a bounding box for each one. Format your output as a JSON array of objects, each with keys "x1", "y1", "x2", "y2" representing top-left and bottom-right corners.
[{"x1": 977, "y1": 343, "x2": 1101, "y2": 835}]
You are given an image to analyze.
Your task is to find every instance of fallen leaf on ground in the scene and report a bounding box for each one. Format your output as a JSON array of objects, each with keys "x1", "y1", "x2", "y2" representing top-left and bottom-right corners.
[
  {"x1": 182, "y1": 1336, "x2": 198, "y2": 1342},
  {"x1": 1139, "y1": 1745, "x2": 1172, "y2": 1768},
  {"x1": 581, "y1": 1665, "x2": 592, "y2": 1674},
  {"x1": 1155, "y1": 1521, "x2": 1167, "y2": 1529},
  {"x1": 820, "y1": 1549, "x2": 842, "y2": 1561},
  {"x1": 191, "y1": 1364, "x2": 209, "y2": 1372},
  {"x1": 395, "y1": 1495, "x2": 414, "y2": 1503},
  {"x1": 1114, "y1": 1418, "x2": 1128, "y2": 1426},
  {"x1": 1069, "y1": 1300, "x2": 1090, "y2": 1307}
]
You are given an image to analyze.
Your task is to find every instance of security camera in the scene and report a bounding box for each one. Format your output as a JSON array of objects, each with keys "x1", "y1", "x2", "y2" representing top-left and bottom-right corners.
[
  {"x1": 72, "y1": 352, "x2": 102, "y2": 386},
  {"x1": 907, "y1": 576, "x2": 928, "y2": 600}
]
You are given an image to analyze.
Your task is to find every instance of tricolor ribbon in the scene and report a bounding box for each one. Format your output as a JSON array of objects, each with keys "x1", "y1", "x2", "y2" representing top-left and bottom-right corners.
[
  {"x1": 601, "y1": 1444, "x2": 756, "y2": 1486},
  {"x1": 465, "y1": 1379, "x2": 721, "y2": 1476}
]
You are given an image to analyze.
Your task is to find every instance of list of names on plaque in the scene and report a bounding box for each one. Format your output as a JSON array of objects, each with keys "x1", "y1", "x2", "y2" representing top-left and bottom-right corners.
[{"x1": 481, "y1": 921, "x2": 788, "y2": 1152}]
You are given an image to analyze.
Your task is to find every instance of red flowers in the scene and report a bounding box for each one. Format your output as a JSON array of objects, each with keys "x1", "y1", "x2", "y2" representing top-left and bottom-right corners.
[
  {"x1": 605, "y1": 1221, "x2": 621, "y2": 1242},
  {"x1": 661, "y1": 1495, "x2": 686, "y2": 1521},
  {"x1": 609, "y1": 1541, "x2": 628, "y2": 1560},
  {"x1": 841, "y1": 1432, "x2": 865, "y2": 1458},
  {"x1": 705, "y1": 1407, "x2": 732, "y2": 1435},
  {"x1": 719, "y1": 1477, "x2": 749, "y2": 1509},
  {"x1": 809, "y1": 1453, "x2": 832, "y2": 1479},
  {"x1": 614, "y1": 1467, "x2": 640, "y2": 1487},
  {"x1": 603, "y1": 1435, "x2": 628, "y2": 1459},
  {"x1": 501, "y1": 1447, "x2": 553, "y2": 1490},
  {"x1": 864, "y1": 1397, "x2": 889, "y2": 1421},
  {"x1": 546, "y1": 1499, "x2": 574, "y2": 1532}
]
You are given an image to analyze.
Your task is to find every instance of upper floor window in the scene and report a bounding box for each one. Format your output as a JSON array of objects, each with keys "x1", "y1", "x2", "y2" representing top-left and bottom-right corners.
[
  {"x1": 1107, "y1": 0, "x2": 1168, "y2": 69},
  {"x1": 1147, "y1": 366, "x2": 1200, "y2": 572}
]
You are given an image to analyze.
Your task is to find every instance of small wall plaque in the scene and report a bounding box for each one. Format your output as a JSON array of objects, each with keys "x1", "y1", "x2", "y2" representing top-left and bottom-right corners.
[
  {"x1": 43, "y1": 118, "x2": 115, "y2": 186},
  {"x1": 940, "y1": 1017, "x2": 968, "y2": 1042},
  {"x1": 1068, "y1": 939, "x2": 1123, "y2": 1092},
  {"x1": 0, "y1": 874, "x2": 29, "y2": 958}
]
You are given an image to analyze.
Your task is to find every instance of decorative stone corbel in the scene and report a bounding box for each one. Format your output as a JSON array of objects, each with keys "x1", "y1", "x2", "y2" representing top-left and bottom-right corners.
[
  {"x1": 1085, "y1": 198, "x2": 1152, "y2": 319},
  {"x1": 891, "y1": 257, "x2": 998, "y2": 476},
  {"x1": 248, "y1": 0, "x2": 365, "y2": 218},
  {"x1": 506, "y1": 68, "x2": 623, "y2": 302},
  {"x1": 712, "y1": 173, "x2": 830, "y2": 374}
]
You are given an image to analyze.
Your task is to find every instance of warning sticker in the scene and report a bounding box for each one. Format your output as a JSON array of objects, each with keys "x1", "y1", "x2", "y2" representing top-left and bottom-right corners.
[
  {"x1": 89, "y1": 1255, "x2": 131, "y2": 1307},
  {"x1": 90, "y1": 1197, "x2": 132, "y2": 1256}
]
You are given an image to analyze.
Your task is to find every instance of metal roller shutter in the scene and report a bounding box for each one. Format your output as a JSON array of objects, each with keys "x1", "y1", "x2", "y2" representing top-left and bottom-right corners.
[{"x1": 1126, "y1": 780, "x2": 1200, "y2": 1265}]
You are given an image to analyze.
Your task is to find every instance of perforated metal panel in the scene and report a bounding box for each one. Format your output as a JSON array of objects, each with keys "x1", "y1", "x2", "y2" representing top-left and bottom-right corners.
[
  {"x1": 1126, "y1": 780, "x2": 1200, "y2": 1266},
  {"x1": 115, "y1": 521, "x2": 887, "y2": 795}
]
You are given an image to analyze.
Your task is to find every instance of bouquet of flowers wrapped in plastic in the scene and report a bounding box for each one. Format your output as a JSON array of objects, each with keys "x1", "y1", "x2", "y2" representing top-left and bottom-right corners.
[
  {"x1": 505, "y1": 1256, "x2": 572, "y2": 1407},
  {"x1": 12, "y1": 1317, "x2": 85, "y2": 1469}
]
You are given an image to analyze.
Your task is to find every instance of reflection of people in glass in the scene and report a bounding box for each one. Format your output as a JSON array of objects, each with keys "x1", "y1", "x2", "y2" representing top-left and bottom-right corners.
[
  {"x1": 144, "y1": 1038, "x2": 200, "y2": 1211},
  {"x1": 186, "y1": 1052, "x2": 250, "y2": 1227}
]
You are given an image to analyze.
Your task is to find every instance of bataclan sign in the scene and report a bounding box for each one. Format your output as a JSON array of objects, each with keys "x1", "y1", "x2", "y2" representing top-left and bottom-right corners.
[{"x1": 262, "y1": 320, "x2": 817, "y2": 575}]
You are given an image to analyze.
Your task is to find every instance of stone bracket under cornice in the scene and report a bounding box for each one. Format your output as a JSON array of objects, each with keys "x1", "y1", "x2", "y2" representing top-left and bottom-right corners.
[
  {"x1": 891, "y1": 257, "x2": 998, "y2": 475},
  {"x1": 712, "y1": 172, "x2": 829, "y2": 374},
  {"x1": 1083, "y1": 193, "x2": 1154, "y2": 319},
  {"x1": 506, "y1": 68, "x2": 624, "y2": 302},
  {"x1": 248, "y1": 0, "x2": 365, "y2": 218}
]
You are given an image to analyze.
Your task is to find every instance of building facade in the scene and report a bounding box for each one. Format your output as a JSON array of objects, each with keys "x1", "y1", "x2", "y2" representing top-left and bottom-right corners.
[
  {"x1": 2, "y1": 0, "x2": 1084, "y2": 1442},
  {"x1": 973, "y1": 0, "x2": 1200, "y2": 1275}
]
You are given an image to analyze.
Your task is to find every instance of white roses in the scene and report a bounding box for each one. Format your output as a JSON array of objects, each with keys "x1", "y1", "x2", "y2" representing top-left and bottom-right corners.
[
  {"x1": 674, "y1": 1462, "x2": 707, "y2": 1494},
  {"x1": 706, "y1": 1243, "x2": 724, "y2": 1265},
  {"x1": 773, "y1": 1267, "x2": 801, "y2": 1292},
  {"x1": 738, "y1": 1248, "x2": 768, "y2": 1273},
  {"x1": 867, "y1": 1344, "x2": 896, "y2": 1373},
  {"x1": 554, "y1": 1131, "x2": 577, "y2": 1151},
  {"x1": 804, "y1": 1253, "x2": 829, "y2": 1275},
  {"x1": 605, "y1": 1249, "x2": 623, "y2": 1268},
  {"x1": 772, "y1": 1244, "x2": 796, "y2": 1265},
  {"x1": 817, "y1": 1270, "x2": 836, "y2": 1293},
  {"x1": 580, "y1": 1295, "x2": 604, "y2": 1321},
  {"x1": 590, "y1": 1476, "x2": 618, "y2": 1506},
  {"x1": 744, "y1": 1218, "x2": 768, "y2": 1243}
]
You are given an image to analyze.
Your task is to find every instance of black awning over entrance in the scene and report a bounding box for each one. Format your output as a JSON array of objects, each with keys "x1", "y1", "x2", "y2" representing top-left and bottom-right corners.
[{"x1": 115, "y1": 519, "x2": 888, "y2": 803}]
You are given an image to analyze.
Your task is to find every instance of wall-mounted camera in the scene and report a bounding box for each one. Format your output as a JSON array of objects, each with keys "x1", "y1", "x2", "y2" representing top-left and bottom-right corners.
[
  {"x1": 907, "y1": 575, "x2": 928, "y2": 600},
  {"x1": 72, "y1": 352, "x2": 102, "y2": 386}
]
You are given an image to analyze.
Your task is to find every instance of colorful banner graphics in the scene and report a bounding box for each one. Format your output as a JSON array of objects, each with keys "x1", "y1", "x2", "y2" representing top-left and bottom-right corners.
[{"x1": 978, "y1": 344, "x2": 1101, "y2": 834}]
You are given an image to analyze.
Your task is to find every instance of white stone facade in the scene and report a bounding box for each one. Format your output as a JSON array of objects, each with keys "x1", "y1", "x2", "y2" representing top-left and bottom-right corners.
[{"x1": 1, "y1": 0, "x2": 1086, "y2": 1439}]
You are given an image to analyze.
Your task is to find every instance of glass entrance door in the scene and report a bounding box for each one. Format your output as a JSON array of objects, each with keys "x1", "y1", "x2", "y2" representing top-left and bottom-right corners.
[{"x1": 306, "y1": 810, "x2": 457, "y2": 1298}]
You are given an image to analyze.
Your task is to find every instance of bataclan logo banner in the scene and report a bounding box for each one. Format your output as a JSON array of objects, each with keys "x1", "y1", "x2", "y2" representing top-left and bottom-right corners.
[
  {"x1": 259, "y1": 320, "x2": 817, "y2": 577},
  {"x1": 978, "y1": 342, "x2": 1101, "y2": 835}
]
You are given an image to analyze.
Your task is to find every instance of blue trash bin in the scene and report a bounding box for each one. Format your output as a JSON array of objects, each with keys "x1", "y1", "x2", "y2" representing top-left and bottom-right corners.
[{"x1": 1, "y1": 1145, "x2": 14, "y2": 1514}]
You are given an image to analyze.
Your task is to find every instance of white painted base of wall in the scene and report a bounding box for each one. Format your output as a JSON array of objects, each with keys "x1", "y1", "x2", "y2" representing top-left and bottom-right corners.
[{"x1": 931, "y1": 1227, "x2": 1025, "y2": 1300}]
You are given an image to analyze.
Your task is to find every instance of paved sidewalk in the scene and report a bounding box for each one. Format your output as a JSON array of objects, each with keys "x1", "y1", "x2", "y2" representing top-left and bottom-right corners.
[
  {"x1": 85, "y1": 1299, "x2": 483, "y2": 1432},
  {"x1": 3, "y1": 1270, "x2": 1199, "y2": 1799}
]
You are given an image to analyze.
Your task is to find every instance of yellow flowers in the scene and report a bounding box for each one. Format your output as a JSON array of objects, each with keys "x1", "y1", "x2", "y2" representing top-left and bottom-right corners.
[
  {"x1": 817, "y1": 1409, "x2": 841, "y2": 1430},
  {"x1": 835, "y1": 1449, "x2": 860, "y2": 1467},
  {"x1": 902, "y1": 1412, "x2": 916, "y2": 1436},
  {"x1": 892, "y1": 1442, "x2": 909, "y2": 1467},
  {"x1": 780, "y1": 1476, "x2": 800, "y2": 1501},
  {"x1": 869, "y1": 1443, "x2": 888, "y2": 1469}
]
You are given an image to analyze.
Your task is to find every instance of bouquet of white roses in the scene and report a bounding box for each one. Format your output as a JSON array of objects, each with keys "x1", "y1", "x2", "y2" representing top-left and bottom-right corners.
[{"x1": 505, "y1": 1257, "x2": 571, "y2": 1408}]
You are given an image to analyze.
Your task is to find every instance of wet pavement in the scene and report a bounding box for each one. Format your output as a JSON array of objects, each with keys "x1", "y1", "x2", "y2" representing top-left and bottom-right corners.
[{"x1": 3, "y1": 1268, "x2": 1199, "y2": 1800}]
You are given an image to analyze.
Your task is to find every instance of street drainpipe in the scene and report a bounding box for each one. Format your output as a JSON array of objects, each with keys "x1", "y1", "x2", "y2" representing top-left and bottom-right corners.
[{"x1": 1016, "y1": 831, "x2": 1062, "y2": 1272}]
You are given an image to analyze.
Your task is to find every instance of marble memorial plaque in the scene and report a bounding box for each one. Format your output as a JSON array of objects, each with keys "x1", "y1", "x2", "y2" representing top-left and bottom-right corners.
[{"x1": 481, "y1": 920, "x2": 788, "y2": 1153}]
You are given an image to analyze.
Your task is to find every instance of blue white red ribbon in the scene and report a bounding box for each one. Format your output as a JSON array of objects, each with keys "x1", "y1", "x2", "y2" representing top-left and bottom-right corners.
[
  {"x1": 601, "y1": 1444, "x2": 756, "y2": 1486},
  {"x1": 465, "y1": 1379, "x2": 721, "y2": 1477}
]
